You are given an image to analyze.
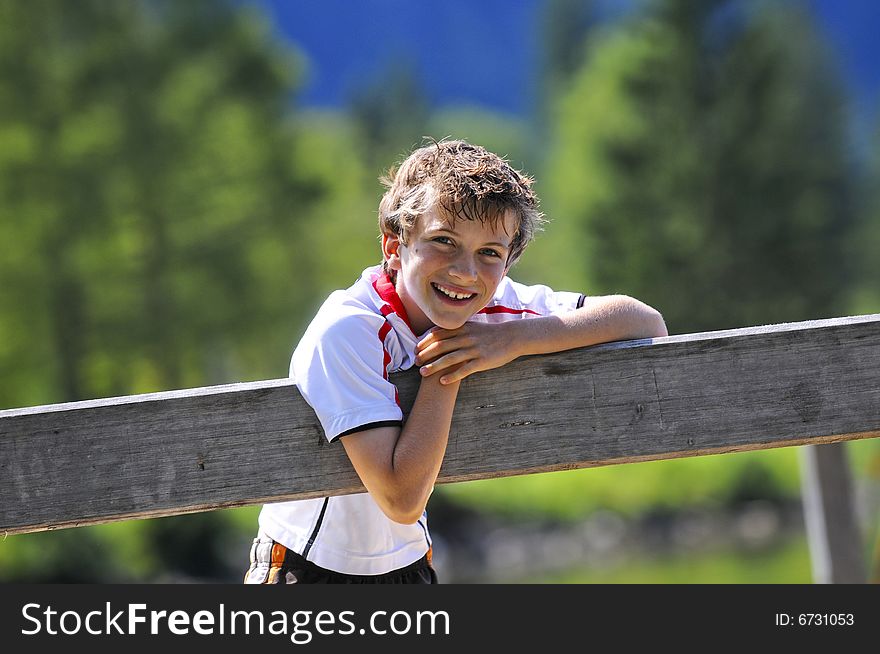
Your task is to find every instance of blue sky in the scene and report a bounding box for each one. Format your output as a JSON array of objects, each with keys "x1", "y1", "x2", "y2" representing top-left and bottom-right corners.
[{"x1": 247, "y1": 0, "x2": 879, "y2": 133}]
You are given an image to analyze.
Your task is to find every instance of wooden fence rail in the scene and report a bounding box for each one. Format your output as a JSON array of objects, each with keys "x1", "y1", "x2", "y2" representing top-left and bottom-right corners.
[{"x1": 2, "y1": 314, "x2": 879, "y2": 579}]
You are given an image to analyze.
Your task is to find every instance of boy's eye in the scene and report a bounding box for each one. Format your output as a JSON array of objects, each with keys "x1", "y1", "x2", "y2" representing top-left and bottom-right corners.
[
  {"x1": 433, "y1": 236, "x2": 453, "y2": 245},
  {"x1": 480, "y1": 248, "x2": 501, "y2": 258}
]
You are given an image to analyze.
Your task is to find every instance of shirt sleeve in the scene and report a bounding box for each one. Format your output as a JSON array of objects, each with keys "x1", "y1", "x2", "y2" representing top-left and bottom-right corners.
[
  {"x1": 488, "y1": 277, "x2": 585, "y2": 317},
  {"x1": 290, "y1": 311, "x2": 403, "y2": 442}
]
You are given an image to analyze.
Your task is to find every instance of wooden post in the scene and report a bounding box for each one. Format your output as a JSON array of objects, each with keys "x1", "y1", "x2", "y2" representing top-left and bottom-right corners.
[{"x1": 800, "y1": 443, "x2": 866, "y2": 583}]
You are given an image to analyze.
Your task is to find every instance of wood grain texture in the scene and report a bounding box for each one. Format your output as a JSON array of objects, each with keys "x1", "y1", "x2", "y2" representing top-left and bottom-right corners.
[{"x1": 2, "y1": 314, "x2": 879, "y2": 535}]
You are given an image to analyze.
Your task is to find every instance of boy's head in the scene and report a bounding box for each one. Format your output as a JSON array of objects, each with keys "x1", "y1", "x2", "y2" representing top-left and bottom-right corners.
[{"x1": 378, "y1": 139, "x2": 544, "y2": 277}]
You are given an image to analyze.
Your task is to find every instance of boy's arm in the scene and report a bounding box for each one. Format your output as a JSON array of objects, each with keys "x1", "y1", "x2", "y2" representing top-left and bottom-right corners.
[
  {"x1": 416, "y1": 294, "x2": 667, "y2": 384},
  {"x1": 339, "y1": 372, "x2": 460, "y2": 525}
]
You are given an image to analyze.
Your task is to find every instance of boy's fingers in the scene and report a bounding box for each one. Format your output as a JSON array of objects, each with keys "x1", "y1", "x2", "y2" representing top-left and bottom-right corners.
[
  {"x1": 415, "y1": 334, "x2": 469, "y2": 364},
  {"x1": 416, "y1": 339, "x2": 454, "y2": 363},
  {"x1": 415, "y1": 339, "x2": 441, "y2": 357},
  {"x1": 418, "y1": 327, "x2": 456, "y2": 347},
  {"x1": 418, "y1": 329, "x2": 458, "y2": 350},
  {"x1": 416, "y1": 333, "x2": 441, "y2": 356},
  {"x1": 440, "y1": 362, "x2": 475, "y2": 385},
  {"x1": 419, "y1": 350, "x2": 470, "y2": 376}
]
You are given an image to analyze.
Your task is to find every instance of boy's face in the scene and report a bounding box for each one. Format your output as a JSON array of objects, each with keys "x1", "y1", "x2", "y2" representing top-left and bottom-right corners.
[{"x1": 383, "y1": 207, "x2": 515, "y2": 335}]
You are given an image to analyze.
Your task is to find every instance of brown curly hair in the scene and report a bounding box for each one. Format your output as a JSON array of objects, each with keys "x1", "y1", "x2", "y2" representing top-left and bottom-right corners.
[{"x1": 378, "y1": 138, "x2": 545, "y2": 274}]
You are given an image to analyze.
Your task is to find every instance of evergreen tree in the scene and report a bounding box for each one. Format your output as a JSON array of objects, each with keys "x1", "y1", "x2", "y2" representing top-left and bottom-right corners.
[
  {"x1": 852, "y1": 123, "x2": 880, "y2": 314},
  {"x1": 541, "y1": 0, "x2": 856, "y2": 333},
  {"x1": 530, "y1": 0, "x2": 600, "y2": 165},
  {"x1": 348, "y1": 61, "x2": 431, "y2": 173},
  {"x1": 538, "y1": 0, "x2": 600, "y2": 103},
  {"x1": 0, "y1": 0, "x2": 376, "y2": 583},
  {"x1": 0, "y1": 0, "x2": 331, "y2": 406}
]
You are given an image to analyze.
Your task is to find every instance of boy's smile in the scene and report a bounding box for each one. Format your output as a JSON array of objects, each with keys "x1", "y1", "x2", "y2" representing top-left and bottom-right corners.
[{"x1": 383, "y1": 207, "x2": 515, "y2": 335}]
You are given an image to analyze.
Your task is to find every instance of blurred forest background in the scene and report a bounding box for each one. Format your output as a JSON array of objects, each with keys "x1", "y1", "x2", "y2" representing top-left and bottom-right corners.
[{"x1": 1, "y1": 0, "x2": 879, "y2": 583}]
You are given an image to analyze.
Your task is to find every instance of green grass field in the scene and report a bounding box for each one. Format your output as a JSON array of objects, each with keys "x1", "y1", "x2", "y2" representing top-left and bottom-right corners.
[{"x1": 523, "y1": 538, "x2": 813, "y2": 583}]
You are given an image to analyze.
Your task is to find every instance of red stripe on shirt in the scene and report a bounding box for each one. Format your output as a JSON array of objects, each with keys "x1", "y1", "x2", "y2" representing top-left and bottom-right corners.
[
  {"x1": 377, "y1": 321, "x2": 392, "y2": 380},
  {"x1": 478, "y1": 305, "x2": 540, "y2": 316},
  {"x1": 377, "y1": 321, "x2": 399, "y2": 406},
  {"x1": 372, "y1": 272, "x2": 414, "y2": 330}
]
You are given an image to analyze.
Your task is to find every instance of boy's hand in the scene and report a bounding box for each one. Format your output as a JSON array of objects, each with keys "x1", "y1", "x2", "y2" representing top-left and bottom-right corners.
[{"x1": 415, "y1": 322, "x2": 521, "y2": 385}]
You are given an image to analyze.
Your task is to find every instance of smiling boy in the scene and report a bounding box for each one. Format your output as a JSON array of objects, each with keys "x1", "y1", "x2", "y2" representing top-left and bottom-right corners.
[{"x1": 244, "y1": 139, "x2": 667, "y2": 584}]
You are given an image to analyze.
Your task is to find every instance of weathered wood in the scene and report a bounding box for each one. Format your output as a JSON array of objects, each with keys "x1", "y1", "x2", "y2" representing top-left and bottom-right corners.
[
  {"x1": 1, "y1": 314, "x2": 879, "y2": 536},
  {"x1": 800, "y1": 443, "x2": 866, "y2": 583}
]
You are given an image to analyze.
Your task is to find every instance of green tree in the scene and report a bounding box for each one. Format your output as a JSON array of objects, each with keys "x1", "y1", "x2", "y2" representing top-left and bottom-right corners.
[
  {"x1": 348, "y1": 61, "x2": 431, "y2": 173},
  {"x1": 0, "y1": 0, "x2": 330, "y2": 407},
  {"x1": 0, "y1": 0, "x2": 367, "y2": 582},
  {"x1": 527, "y1": 0, "x2": 601, "y2": 169},
  {"x1": 539, "y1": 0, "x2": 856, "y2": 333},
  {"x1": 540, "y1": 0, "x2": 600, "y2": 88},
  {"x1": 428, "y1": 105, "x2": 533, "y2": 171},
  {"x1": 287, "y1": 109, "x2": 386, "y2": 296},
  {"x1": 851, "y1": 123, "x2": 880, "y2": 315}
]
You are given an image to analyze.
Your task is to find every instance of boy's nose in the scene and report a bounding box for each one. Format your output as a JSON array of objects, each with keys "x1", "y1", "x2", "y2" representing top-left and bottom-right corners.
[{"x1": 448, "y1": 255, "x2": 478, "y2": 282}]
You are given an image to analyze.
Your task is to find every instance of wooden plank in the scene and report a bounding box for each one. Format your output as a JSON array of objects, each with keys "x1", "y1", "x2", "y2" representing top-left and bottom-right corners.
[
  {"x1": 800, "y1": 443, "x2": 867, "y2": 583},
  {"x1": 2, "y1": 314, "x2": 879, "y2": 536}
]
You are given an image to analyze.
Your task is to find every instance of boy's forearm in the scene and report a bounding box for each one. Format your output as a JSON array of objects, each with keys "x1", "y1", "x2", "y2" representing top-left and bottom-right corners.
[
  {"x1": 386, "y1": 373, "x2": 460, "y2": 521},
  {"x1": 414, "y1": 295, "x2": 667, "y2": 386},
  {"x1": 513, "y1": 295, "x2": 668, "y2": 357}
]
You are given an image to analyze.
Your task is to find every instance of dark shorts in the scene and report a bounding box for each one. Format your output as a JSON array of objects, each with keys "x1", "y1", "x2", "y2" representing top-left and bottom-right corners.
[{"x1": 243, "y1": 536, "x2": 438, "y2": 584}]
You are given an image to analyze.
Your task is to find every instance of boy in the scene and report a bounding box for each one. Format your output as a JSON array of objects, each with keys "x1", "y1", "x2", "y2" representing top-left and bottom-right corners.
[{"x1": 245, "y1": 139, "x2": 667, "y2": 584}]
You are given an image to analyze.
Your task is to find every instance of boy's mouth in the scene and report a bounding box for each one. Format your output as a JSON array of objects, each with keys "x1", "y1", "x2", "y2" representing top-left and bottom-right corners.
[{"x1": 431, "y1": 282, "x2": 476, "y2": 302}]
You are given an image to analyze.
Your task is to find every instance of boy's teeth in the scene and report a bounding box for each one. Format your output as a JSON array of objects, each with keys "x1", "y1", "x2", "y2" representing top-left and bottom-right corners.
[{"x1": 434, "y1": 284, "x2": 474, "y2": 300}]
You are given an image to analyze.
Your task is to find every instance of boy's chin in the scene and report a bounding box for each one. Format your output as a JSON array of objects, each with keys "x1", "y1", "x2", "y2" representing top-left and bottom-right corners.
[{"x1": 430, "y1": 316, "x2": 470, "y2": 331}]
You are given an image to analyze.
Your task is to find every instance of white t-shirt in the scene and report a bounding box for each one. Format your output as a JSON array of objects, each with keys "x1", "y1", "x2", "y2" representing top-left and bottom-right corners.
[{"x1": 258, "y1": 264, "x2": 584, "y2": 575}]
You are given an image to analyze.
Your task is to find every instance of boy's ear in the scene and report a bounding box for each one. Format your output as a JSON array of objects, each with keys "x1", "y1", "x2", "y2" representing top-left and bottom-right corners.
[{"x1": 382, "y1": 232, "x2": 402, "y2": 271}]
